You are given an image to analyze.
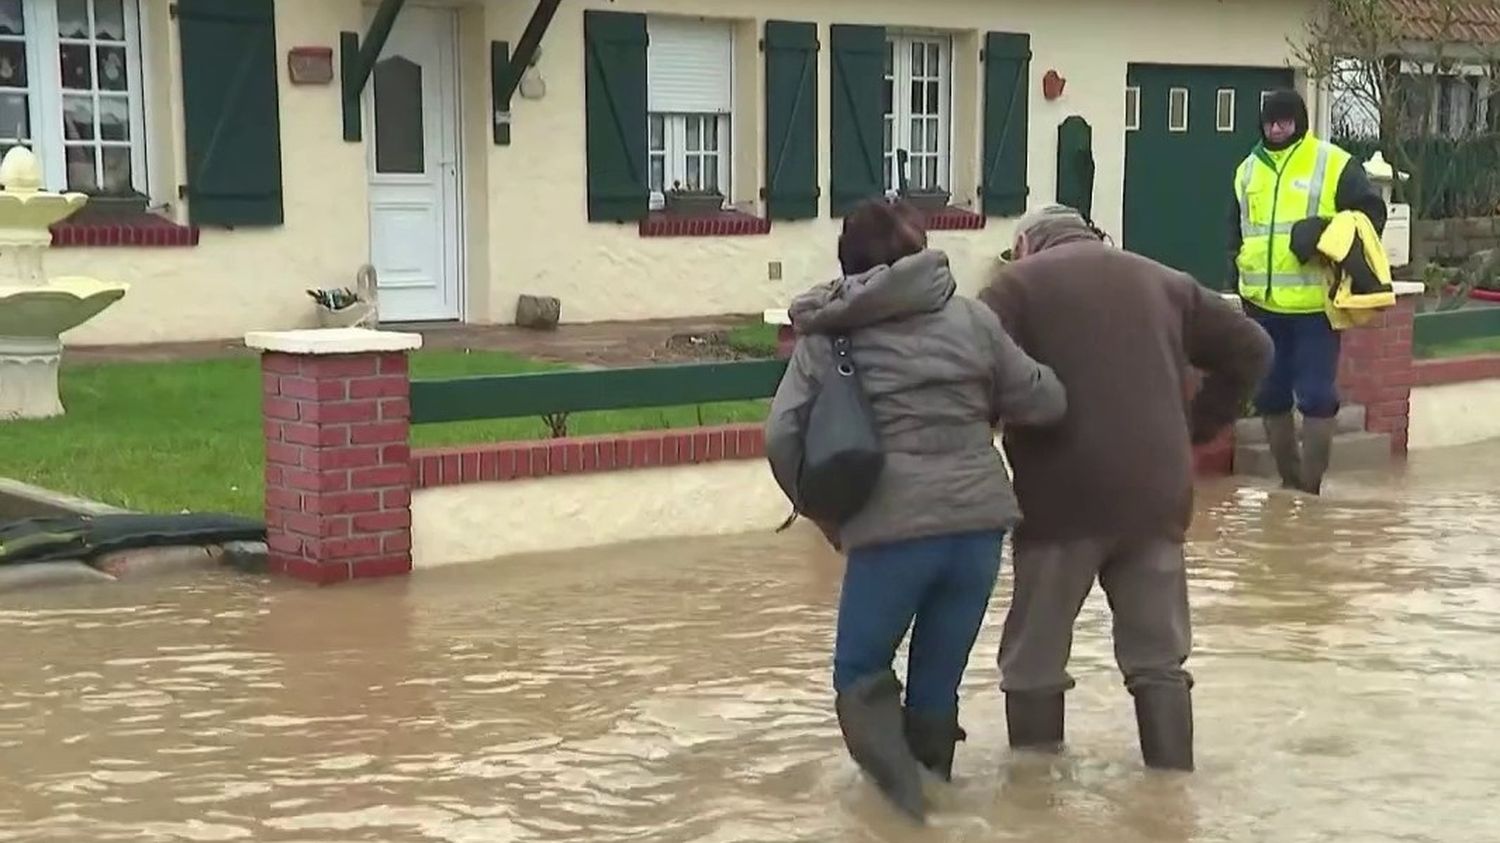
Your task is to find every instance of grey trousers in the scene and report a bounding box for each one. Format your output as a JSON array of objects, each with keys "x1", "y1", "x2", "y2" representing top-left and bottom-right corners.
[{"x1": 997, "y1": 536, "x2": 1193, "y2": 695}]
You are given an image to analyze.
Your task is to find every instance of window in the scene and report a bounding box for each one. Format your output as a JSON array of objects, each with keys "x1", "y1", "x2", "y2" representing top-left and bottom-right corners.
[
  {"x1": 1436, "y1": 74, "x2": 1481, "y2": 137},
  {"x1": 1168, "y1": 87, "x2": 1188, "y2": 132},
  {"x1": 645, "y1": 17, "x2": 732, "y2": 210},
  {"x1": 1215, "y1": 88, "x2": 1235, "y2": 132},
  {"x1": 0, "y1": 0, "x2": 146, "y2": 195},
  {"x1": 1125, "y1": 86, "x2": 1139, "y2": 131},
  {"x1": 883, "y1": 33, "x2": 950, "y2": 194}
]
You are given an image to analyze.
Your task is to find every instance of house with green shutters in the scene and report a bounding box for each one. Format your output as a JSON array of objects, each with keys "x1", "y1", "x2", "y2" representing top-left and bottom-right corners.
[{"x1": 10, "y1": 0, "x2": 1324, "y2": 345}]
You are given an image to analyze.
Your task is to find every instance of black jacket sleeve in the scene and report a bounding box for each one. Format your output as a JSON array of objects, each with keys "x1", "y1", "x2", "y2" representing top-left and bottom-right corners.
[{"x1": 1333, "y1": 159, "x2": 1387, "y2": 235}]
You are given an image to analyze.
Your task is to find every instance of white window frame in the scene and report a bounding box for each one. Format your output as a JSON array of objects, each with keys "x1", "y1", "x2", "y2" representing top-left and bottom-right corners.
[
  {"x1": 647, "y1": 111, "x2": 730, "y2": 208},
  {"x1": 1167, "y1": 87, "x2": 1189, "y2": 133},
  {"x1": 644, "y1": 16, "x2": 733, "y2": 211},
  {"x1": 1125, "y1": 86, "x2": 1140, "y2": 131},
  {"x1": 1215, "y1": 88, "x2": 1236, "y2": 132},
  {"x1": 1, "y1": 0, "x2": 148, "y2": 195},
  {"x1": 883, "y1": 32, "x2": 952, "y2": 195}
]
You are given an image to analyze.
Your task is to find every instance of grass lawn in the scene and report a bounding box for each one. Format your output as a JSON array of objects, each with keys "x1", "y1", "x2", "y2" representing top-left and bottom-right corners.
[
  {"x1": 1415, "y1": 334, "x2": 1500, "y2": 359},
  {"x1": 725, "y1": 320, "x2": 780, "y2": 358},
  {"x1": 0, "y1": 351, "x2": 769, "y2": 517}
]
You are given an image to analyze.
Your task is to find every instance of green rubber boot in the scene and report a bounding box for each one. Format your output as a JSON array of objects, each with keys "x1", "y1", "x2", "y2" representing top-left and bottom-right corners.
[
  {"x1": 835, "y1": 671, "x2": 928, "y2": 822},
  {"x1": 1262, "y1": 413, "x2": 1302, "y2": 490},
  {"x1": 1299, "y1": 416, "x2": 1337, "y2": 495},
  {"x1": 904, "y1": 708, "x2": 966, "y2": 781},
  {"x1": 1133, "y1": 684, "x2": 1195, "y2": 772},
  {"x1": 1005, "y1": 691, "x2": 1065, "y2": 752}
]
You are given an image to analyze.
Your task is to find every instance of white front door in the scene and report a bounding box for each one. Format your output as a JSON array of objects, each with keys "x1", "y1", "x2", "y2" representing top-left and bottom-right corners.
[{"x1": 366, "y1": 5, "x2": 462, "y2": 322}]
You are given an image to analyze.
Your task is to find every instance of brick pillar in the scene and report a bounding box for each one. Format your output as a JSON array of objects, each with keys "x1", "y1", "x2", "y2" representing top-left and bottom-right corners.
[
  {"x1": 1337, "y1": 296, "x2": 1417, "y2": 453},
  {"x1": 246, "y1": 329, "x2": 423, "y2": 584}
]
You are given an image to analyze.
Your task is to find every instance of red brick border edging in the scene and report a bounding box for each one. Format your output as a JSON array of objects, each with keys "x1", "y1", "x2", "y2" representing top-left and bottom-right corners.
[
  {"x1": 412, "y1": 421, "x2": 1234, "y2": 490},
  {"x1": 1413, "y1": 353, "x2": 1500, "y2": 387},
  {"x1": 412, "y1": 424, "x2": 767, "y2": 489}
]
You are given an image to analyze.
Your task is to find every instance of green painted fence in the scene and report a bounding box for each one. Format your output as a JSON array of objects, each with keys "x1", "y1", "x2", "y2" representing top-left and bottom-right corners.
[
  {"x1": 410, "y1": 359, "x2": 788, "y2": 425},
  {"x1": 1413, "y1": 306, "x2": 1500, "y2": 354}
]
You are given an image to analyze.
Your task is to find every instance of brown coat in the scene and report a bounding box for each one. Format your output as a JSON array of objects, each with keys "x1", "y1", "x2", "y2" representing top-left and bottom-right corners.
[{"x1": 978, "y1": 239, "x2": 1272, "y2": 543}]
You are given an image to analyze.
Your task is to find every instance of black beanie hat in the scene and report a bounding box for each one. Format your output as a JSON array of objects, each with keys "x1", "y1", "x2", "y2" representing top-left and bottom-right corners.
[{"x1": 1259, "y1": 89, "x2": 1309, "y2": 149}]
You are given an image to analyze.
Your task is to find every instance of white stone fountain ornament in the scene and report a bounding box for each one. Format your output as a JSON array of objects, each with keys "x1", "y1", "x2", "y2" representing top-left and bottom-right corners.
[{"x1": 0, "y1": 145, "x2": 128, "y2": 419}]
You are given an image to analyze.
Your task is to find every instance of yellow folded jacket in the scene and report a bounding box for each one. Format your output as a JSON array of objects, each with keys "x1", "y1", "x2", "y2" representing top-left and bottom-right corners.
[{"x1": 1315, "y1": 210, "x2": 1397, "y2": 330}]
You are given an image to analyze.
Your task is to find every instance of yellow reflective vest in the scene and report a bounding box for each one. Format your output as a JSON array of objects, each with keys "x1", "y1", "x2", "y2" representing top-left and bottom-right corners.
[{"x1": 1234, "y1": 134, "x2": 1352, "y2": 314}]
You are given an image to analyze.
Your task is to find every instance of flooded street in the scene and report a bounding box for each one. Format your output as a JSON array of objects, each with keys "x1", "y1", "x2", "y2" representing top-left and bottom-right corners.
[{"x1": 3, "y1": 444, "x2": 1500, "y2": 842}]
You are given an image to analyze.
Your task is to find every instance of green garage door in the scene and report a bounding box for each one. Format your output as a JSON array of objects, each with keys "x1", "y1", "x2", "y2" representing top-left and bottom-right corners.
[{"x1": 1123, "y1": 64, "x2": 1294, "y2": 290}]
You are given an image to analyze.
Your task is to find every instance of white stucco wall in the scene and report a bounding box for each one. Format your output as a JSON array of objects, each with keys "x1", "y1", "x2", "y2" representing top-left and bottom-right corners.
[
  {"x1": 481, "y1": 0, "x2": 1318, "y2": 324},
  {"x1": 56, "y1": 0, "x2": 1315, "y2": 345},
  {"x1": 60, "y1": 0, "x2": 370, "y2": 346},
  {"x1": 411, "y1": 460, "x2": 791, "y2": 568},
  {"x1": 1409, "y1": 378, "x2": 1500, "y2": 450}
]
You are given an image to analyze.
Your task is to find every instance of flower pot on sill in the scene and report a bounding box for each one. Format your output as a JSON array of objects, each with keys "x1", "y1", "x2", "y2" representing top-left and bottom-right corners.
[
  {"x1": 664, "y1": 192, "x2": 726, "y2": 216},
  {"x1": 901, "y1": 190, "x2": 951, "y2": 211}
]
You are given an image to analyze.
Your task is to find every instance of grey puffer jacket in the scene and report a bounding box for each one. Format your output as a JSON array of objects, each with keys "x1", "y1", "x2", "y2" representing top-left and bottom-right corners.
[{"x1": 765, "y1": 250, "x2": 1066, "y2": 551}]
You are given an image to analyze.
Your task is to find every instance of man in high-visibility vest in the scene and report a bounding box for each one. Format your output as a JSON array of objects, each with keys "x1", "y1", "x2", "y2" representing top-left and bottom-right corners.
[{"x1": 1229, "y1": 89, "x2": 1387, "y2": 494}]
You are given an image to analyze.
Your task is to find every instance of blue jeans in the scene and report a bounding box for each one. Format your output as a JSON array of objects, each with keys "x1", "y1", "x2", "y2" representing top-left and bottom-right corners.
[
  {"x1": 833, "y1": 530, "x2": 1003, "y2": 713},
  {"x1": 1249, "y1": 308, "x2": 1342, "y2": 419}
]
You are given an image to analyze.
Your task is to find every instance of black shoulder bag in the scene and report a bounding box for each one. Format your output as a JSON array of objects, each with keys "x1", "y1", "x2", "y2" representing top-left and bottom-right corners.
[{"x1": 784, "y1": 335, "x2": 885, "y2": 527}]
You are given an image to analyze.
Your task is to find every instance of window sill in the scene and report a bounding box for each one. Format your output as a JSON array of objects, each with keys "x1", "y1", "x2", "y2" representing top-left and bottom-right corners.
[
  {"x1": 922, "y1": 206, "x2": 986, "y2": 232},
  {"x1": 51, "y1": 213, "x2": 202, "y2": 248},
  {"x1": 638, "y1": 210, "x2": 772, "y2": 238}
]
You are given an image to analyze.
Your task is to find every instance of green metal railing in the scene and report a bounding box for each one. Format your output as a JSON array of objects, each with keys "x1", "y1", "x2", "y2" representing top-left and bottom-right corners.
[
  {"x1": 1413, "y1": 307, "x2": 1500, "y2": 354},
  {"x1": 409, "y1": 359, "x2": 788, "y2": 425}
]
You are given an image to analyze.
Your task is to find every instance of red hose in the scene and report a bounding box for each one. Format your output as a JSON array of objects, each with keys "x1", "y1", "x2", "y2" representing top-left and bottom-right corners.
[{"x1": 1471, "y1": 288, "x2": 1500, "y2": 303}]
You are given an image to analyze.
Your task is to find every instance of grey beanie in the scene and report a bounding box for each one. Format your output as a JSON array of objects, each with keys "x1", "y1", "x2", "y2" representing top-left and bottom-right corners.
[{"x1": 1012, "y1": 203, "x2": 1099, "y2": 254}]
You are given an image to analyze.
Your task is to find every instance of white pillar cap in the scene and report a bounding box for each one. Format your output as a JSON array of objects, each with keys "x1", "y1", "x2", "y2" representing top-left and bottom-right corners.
[{"x1": 245, "y1": 328, "x2": 423, "y2": 355}]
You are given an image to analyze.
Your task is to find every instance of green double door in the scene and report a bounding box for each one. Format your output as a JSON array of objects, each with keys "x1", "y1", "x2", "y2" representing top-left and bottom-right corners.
[{"x1": 1123, "y1": 64, "x2": 1294, "y2": 290}]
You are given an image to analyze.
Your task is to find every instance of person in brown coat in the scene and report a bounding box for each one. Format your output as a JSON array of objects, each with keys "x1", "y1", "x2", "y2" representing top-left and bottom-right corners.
[{"x1": 977, "y1": 204, "x2": 1273, "y2": 772}]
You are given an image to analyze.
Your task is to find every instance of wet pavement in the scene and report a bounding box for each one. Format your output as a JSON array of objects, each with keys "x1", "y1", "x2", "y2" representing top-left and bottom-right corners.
[{"x1": 2, "y1": 443, "x2": 1499, "y2": 842}]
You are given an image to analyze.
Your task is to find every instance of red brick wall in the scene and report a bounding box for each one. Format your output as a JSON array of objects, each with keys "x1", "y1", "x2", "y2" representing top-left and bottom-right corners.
[
  {"x1": 261, "y1": 351, "x2": 413, "y2": 584},
  {"x1": 1337, "y1": 297, "x2": 1417, "y2": 453}
]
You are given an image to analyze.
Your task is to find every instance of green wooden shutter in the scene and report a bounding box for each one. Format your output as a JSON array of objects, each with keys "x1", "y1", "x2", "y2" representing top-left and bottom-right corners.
[
  {"x1": 829, "y1": 24, "x2": 885, "y2": 216},
  {"x1": 584, "y1": 10, "x2": 648, "y2": 222},
  {"x1": 1056, "y1": 115, "x2": 1095, "y2": 219},
  {"x1": 492, "y1": 41, "x2": 512, "y2": 146},
  {"x1": 763, "y1": 21, "x2": 819, "y2": 220},
  {"x1": 982, "y1": 32, "x2": 1031, "y2": 217},
  {"x1": 177, "y1": 0, "x2": 284, "y2": 227}
]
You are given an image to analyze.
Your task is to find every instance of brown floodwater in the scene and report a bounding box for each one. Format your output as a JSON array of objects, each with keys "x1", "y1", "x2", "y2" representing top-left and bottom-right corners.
[{"x1": 3, "y1": 444, "x2": 1500, "y2": 842}]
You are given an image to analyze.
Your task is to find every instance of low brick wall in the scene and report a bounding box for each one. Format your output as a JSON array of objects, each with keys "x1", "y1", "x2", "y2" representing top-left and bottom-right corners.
[
  {"x1": 244, "y1": 324, "x2": 1402, "y2": 584},
  {"x1": 1409, "y1": 351, "x2": 1500, "y2": 450},
  {"x1": 1413, "y1": 353, "x2": 1500, "y2": 386},
  {"x1": 411, "y1": 425, "x2": 765, "y2": 489}
]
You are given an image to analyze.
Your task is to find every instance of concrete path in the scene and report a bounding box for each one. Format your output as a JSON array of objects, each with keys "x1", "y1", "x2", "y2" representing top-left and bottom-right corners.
[{"x1": 66, "y1": 316, "x2": 759, "y2": 368}]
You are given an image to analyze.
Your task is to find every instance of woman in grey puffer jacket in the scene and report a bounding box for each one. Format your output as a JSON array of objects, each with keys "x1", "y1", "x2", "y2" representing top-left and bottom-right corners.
[{"x1": 766, "y1": 200, "x2": 1065, "y2": 822}]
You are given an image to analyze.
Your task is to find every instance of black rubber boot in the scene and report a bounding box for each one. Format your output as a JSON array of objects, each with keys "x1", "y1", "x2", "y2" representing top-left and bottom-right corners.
[
  {"x1": 836, "y1": 672, "x2": 927, "y2": 822},
  {"x1": 1299, "y1": 416, "x2": 1337, "y2": 496},
  {"x1": 903, "y1": 709, "x2": 966, "y2": 781},
  {"x1": 1262, "y1": 413, "x2": 1302, "y2": 490},
  {"x1": 1004, "y1": 691, "x2": 1065, "y2": 752},
  {"x1": 1133, "y1": 684, "x2": 1195, "y2": 772}
]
